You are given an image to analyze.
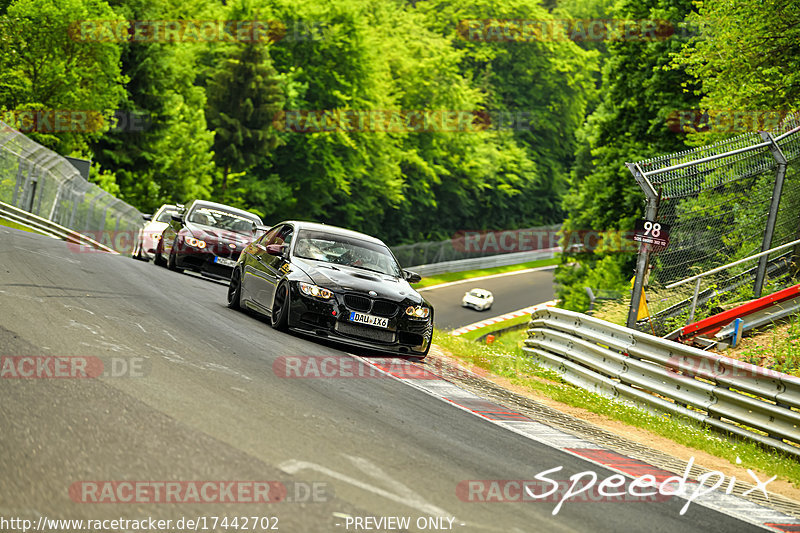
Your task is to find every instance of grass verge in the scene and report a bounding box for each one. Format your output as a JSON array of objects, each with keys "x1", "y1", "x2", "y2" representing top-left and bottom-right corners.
[
  {"x1": 434, "y1": 327, "x2": 800, "y2": 487},
  {"x1": 411, "y1": 256, "x2": 559, "y2": 289},
  {"x1": 457, "y1": 313, "x2": 531, "y2": 341},
  {"x1": 0, "y1": 216, "x2": 48, "y2": 235}
]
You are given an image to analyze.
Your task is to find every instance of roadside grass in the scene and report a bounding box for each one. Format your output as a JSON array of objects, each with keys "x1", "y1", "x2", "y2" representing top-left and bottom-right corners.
[
  {"x1": 434, "y1": 327, "x2": 800, "y2": 487},
  {"x1": 725, "y1": 314, "x2": 800, "y2": 377},
  {"x1": 411, "y1": 256, "x2": 559, "y2": 289},
  {"x1": 457, "y1": 313, "x2": 531, "y2": 341},
  {"x1": 0, "y1": 216, "x2": 48, "y2": 235}
]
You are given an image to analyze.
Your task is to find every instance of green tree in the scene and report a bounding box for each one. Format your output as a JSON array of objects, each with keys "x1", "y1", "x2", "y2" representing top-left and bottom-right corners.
[
  {"x1": 90, "y1": 0, "x2": 215, "y2": 211},
  {"x1": 205, "y1": 41, "x2": 284, "y2": 199},
  {"x1": 674, "y1": 0, "x2": 800, "y2": 114},
  {"x1": 556, "y1": 0, "x2": 700, "y2": 310},
  {"x1": 0, "y1": 0, "x2": 126, "y2": 154}
]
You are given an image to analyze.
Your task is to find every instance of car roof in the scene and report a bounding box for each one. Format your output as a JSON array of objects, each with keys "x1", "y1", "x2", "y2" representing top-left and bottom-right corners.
[
  {"x1": 277, "y1": 221, "x2": 387, "y2": 246},
  {"x1": 186, "y1": 200, "x2": 263, "y2": 222},
  {"x1": 468, "y1": 288, "x2": 492, "y2": 295}
]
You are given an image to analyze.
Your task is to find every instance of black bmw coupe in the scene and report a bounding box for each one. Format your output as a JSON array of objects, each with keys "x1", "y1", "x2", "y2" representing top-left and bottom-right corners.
[{"x1": 227, "y1": 221, "x2": 433, "y2": 358}]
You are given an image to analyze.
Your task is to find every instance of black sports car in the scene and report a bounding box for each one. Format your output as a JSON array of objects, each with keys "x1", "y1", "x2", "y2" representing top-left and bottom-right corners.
[
  {"x1": 227, "y1": 221, "x2": 433, "y2": 358},
  {"x1": 156, "y1": 200, "x2": 267, "y2": 279}
]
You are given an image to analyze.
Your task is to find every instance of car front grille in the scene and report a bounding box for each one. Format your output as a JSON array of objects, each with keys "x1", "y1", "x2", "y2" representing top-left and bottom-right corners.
[
  {"x1": 335, "y1": 321, "x2": 396, "y2": 343},
  {"x1": 343, "y1": 294, "x2": 399, "y2": 317},
  {"x1": 211, "y1": 241, "x2": 239, "y2": 259},
  {"x1": 371, "y1": 300, "x2": 398, "y2": 317},
  {"x1": 344, "y1": 294, "x2": 371, "y2": 312}
]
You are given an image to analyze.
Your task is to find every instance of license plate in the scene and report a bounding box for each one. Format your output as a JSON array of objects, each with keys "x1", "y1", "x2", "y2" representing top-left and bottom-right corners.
[
  {"x1": 349, "y1": 312, "x2": 389, "y2": 328},
  {"x1": 214, "y1": 256, "x2": 237, "y2": 267}
]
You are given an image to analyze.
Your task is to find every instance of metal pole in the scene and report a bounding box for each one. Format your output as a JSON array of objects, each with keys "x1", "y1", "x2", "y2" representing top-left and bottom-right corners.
[
  {"x1": 754, "y1": 132, "x2": 788, "y2": 298},
  {"x1": 688, "y1": 277, "x2": 701, "y2": 324},
  {"x1": 626, "y1": 163, "x2": 659, "y2": 329}
]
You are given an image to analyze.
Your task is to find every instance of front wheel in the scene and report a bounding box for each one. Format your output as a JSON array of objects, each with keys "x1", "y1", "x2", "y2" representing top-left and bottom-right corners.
[
  {"x1": 228, "y1": 268, "x2": 243, "y2": 310},
  {"x1": 167, "y1": 242, "x2": 184, "y2": 273},
  {"x1": 270, "y1": 282, "x2": 290, "y2": 331},
  {"x1": 153, "y1": 240, "x2": 167, "y2": 267}
]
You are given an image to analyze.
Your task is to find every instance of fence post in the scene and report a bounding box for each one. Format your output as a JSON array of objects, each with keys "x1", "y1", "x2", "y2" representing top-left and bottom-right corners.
[
  {"x1": 626, "y1": 163, "x2": 659, "y2": 329},
  {"x1": 754, "y1": 132, "x2": 788, "y2": 298}
]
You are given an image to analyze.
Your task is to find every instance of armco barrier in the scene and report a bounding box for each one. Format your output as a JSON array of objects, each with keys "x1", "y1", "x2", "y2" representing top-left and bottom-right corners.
[
  {"x1": 0, "y1": 120, "x2": 145, "y2": 252},
  {"x1": 408, "y1": 247, "x2": 558, "y2": 276},
  {"x1": 522, "y1": 307, "x2": 800, "y2": 458},
  {"x1": 0, "y1": 200, "x2": 117, "y2": 253}
]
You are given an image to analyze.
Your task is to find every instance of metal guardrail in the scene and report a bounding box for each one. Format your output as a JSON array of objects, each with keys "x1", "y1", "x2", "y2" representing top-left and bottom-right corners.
[
  {"x1": 523, "y1": 306, "x2": 800, "y2": 458},
  {"x1": 0, "y1": 200, "x2": 118, "y2": 253},
  {"x1": 0, "y1": 121, "x2": 145, "y2": 253},
  {"x1": 407, "y1": 247, "x2": 558, "y2": 276}
]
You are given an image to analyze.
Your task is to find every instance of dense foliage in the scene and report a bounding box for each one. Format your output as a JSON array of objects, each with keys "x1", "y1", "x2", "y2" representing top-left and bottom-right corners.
[{"x1": 1, "y1": 0, "x2": 797, "y2": 305}]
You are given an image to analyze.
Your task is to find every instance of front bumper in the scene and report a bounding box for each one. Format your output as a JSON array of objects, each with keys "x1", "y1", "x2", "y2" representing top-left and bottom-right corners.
[
  {"x1": 286, "y1": 285, "x2": 433, "y2": 356},
  {"x1": 174, "y1": 241, "x2": 242, "y2": 279}
]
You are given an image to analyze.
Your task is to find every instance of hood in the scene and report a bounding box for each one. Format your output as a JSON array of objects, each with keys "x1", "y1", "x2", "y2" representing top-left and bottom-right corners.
[
  {"x1": 292, "y1": 258, "x2": 424, "y2": 304},
  {"x1": 185, "y1": 222, "x2": 254, "y2": 244}
]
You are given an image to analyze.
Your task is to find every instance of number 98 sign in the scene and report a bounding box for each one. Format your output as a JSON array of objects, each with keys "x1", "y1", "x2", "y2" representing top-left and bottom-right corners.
[{"x1": 633, "y1": 218, "x2": 670, "y2": 249}]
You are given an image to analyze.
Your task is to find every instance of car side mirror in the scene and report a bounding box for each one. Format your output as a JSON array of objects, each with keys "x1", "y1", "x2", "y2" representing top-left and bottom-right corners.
[
  {"x1": 142, "y1": 214, "x2": 153, "y2": 221},
  {"x1": 404, "y1": 270, "x2": 421, "y2": 284},
  {"x1": 265, "y1": 244, "x2": 286, "y2": 256},
  {"x1": 171, "y1": 213, "x2": 184, "y2": 223}
]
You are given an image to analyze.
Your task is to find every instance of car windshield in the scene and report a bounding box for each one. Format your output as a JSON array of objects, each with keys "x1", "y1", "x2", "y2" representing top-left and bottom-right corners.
[
  {"x1": 468, "y1": 290, "x2": 487, "y2": 298},
  {"x1": 187, "y1": 207, "x2": 259, "y2": 233},
  {"x1": 155, "y1": 209, "x2": 177, "y2": 223},
  {"x1": 293, "y1": 229, "x2": 402, "y2": 277}
]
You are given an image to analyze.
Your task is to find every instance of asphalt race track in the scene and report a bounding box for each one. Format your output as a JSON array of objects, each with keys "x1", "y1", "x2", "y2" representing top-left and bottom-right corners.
[
  {"x1": 0, "y1": 228, "x2": 771, "y2": 532},
  {"x1": 419, "y1": 269, "x2": 556, "y2": 331}
]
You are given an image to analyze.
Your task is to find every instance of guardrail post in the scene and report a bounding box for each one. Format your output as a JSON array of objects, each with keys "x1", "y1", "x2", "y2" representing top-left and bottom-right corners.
[
  {"x1": 754, "y1": 132, "x2": 788, "y2": 298},
  {"x1": 626, "y1": 163, "x2": 659, "y2": 329},
  {"x1": 12, "y1": 160, "x2": 25, "y2": 207}
]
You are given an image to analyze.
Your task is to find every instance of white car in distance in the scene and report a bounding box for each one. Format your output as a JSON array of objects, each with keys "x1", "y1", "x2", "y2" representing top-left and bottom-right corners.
[
  {"x1": 132, "y1": 203, "x2": 181, "y2": 261},
  {"x1": 462, "y1": 288, "x2": 494, "y2": 311}
]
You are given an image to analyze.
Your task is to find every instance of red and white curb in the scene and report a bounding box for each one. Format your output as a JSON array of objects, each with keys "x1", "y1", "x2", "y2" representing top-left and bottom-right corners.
[
  {"x1": 450, "y1": 300, "x2": 557, "y2": 336},
  {"x1": 352, "y1": 354, "x2": 800, "y2": 531}
]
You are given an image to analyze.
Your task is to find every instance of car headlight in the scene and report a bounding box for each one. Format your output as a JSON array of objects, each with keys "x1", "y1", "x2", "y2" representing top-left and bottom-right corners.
[
  {"x1": 299, "y1": 282, "x2": 333, "y2": 299},
  {"x1": 185, "y1": 236, "x2": 206, "y2": 248},
  {"x1": 405, "y1": 305, "x2": 430, "y2": 318}
]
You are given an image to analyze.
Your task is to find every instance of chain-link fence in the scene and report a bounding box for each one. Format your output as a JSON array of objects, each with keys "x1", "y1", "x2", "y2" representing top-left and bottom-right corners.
[
  {"x1": 0, "y1": 121, "x2": 144, "y2": 252},
  {"x1": 627, "y1": 113, "x2": 800, "y2": 335}
]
